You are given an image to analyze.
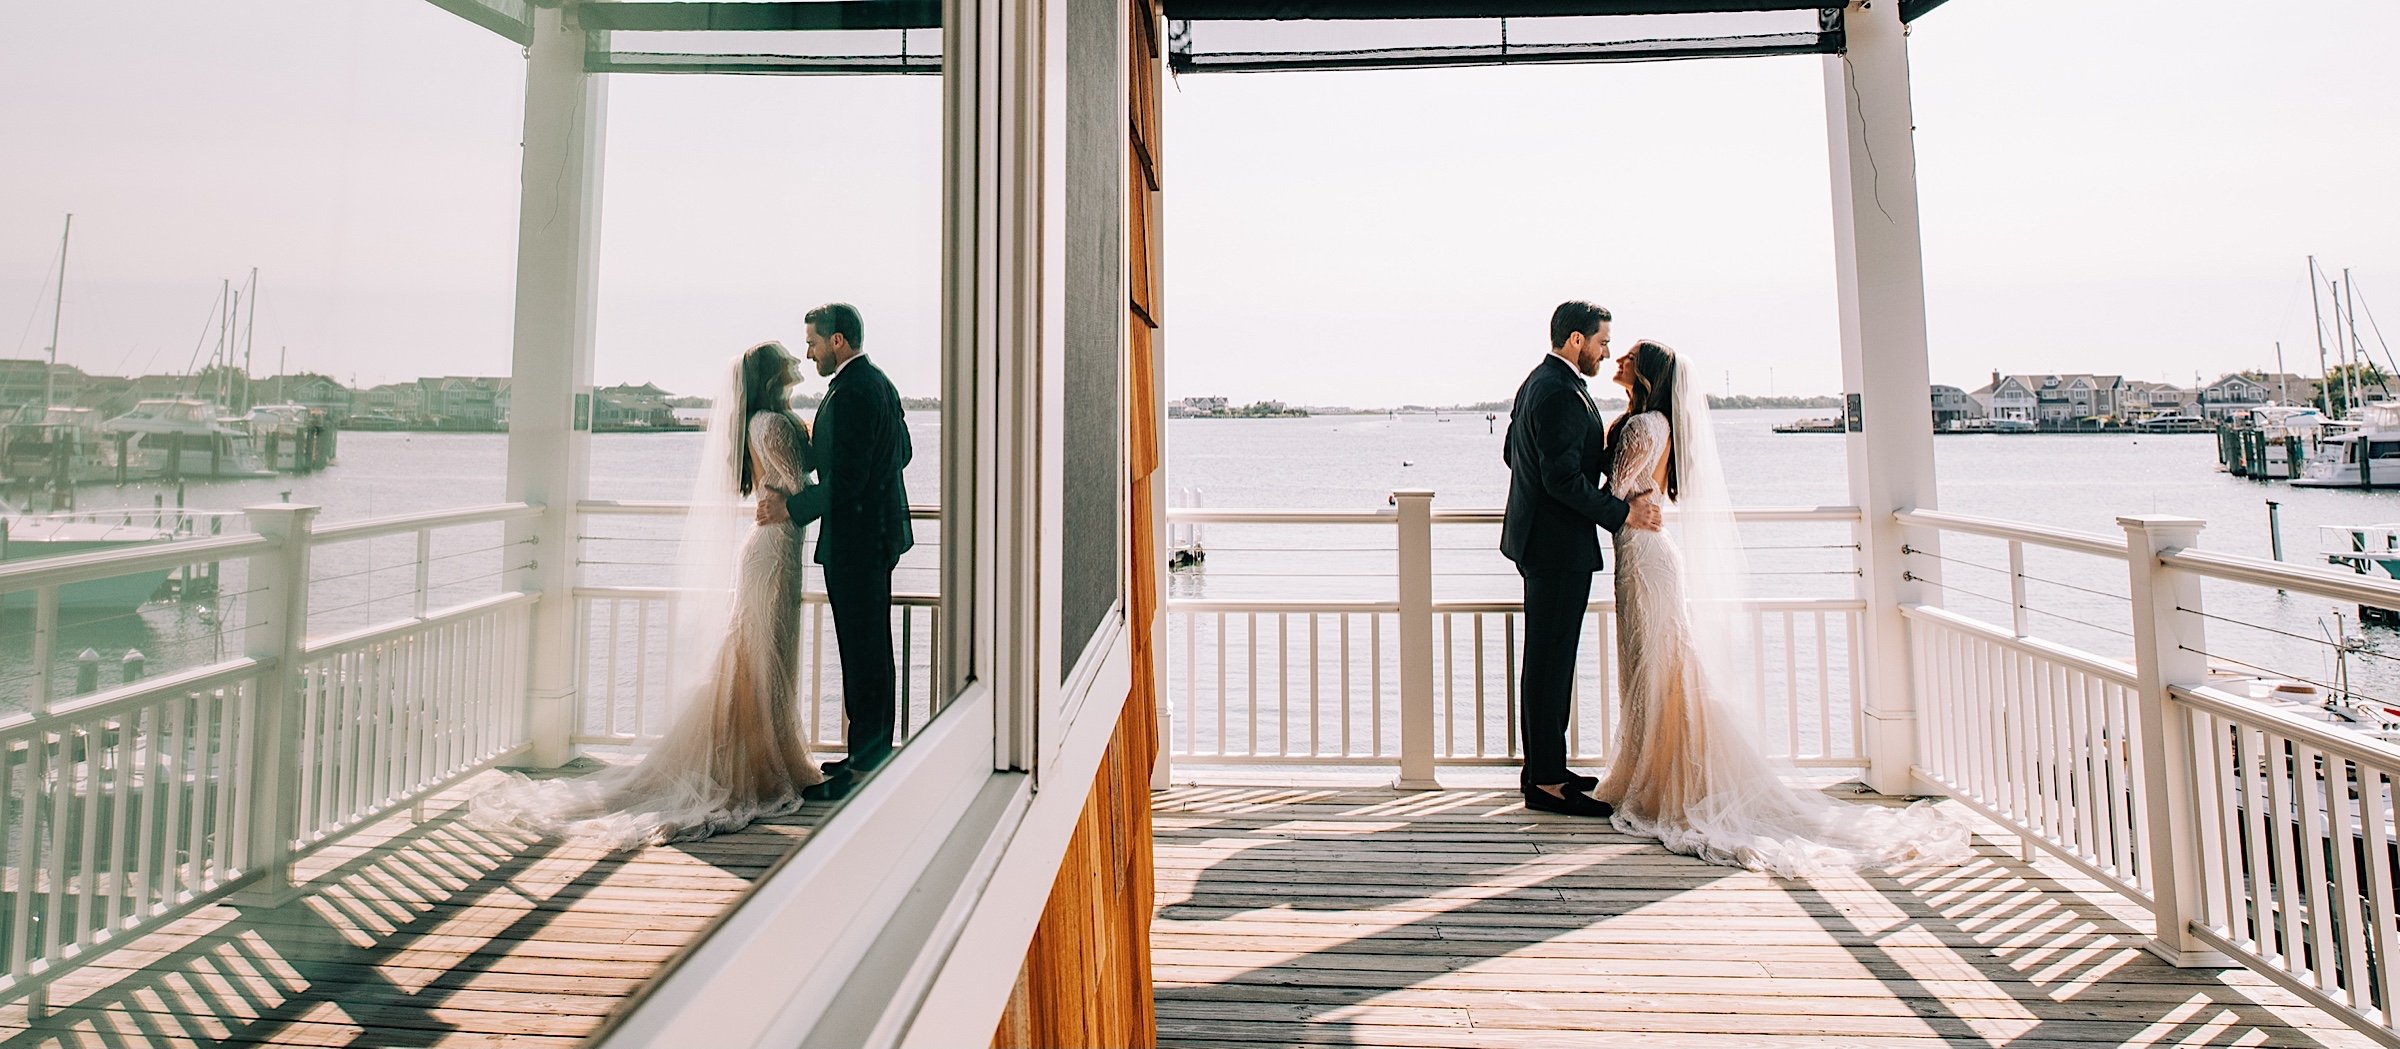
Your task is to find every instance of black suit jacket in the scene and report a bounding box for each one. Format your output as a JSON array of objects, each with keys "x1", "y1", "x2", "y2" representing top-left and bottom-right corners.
[
  {"x1": 1499, "y1": 354, "x2": 1632, "y2": 573},
  {"x1": 784, "y1": 355, "x2": 915, "y2": 571}
]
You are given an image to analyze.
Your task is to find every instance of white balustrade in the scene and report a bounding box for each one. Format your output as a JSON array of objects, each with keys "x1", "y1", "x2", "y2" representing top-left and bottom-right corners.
[
  {"x1": 0, "y1": 502, "x2": 540, "y2": 1004},
  {"x1": 569, "y1": 502, "x2": 947, "y2": 754},
  {"x1": 1162, "y1": 499, "x2": 1870, "y2": 775},
  {"x1": 1901, "y1": 506, "x2": 2400, "y2": 1046}
]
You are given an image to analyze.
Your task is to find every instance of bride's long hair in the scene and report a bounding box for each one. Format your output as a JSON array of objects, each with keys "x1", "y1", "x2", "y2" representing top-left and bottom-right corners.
[
  {"x1": 735, "y1": 341, "x2": 798, "y2": 496},
  {"x1": 1609, "y1": 340, "x2": 1682, "y2": 501}
]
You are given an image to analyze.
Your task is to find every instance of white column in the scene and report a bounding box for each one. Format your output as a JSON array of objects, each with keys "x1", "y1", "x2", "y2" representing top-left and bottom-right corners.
[
  {"x1": 1825, "y1": 1, "x2": 1939, "y2": 797},
  {"x1": 233, "y1": 503, "x2": 317, "y2": 906},
  {"x1": 1392, "y1": 488, "x2": 1439, "y2": 790},
  {"x1": 2121, "y1": 515, "x2": 2232, "y2": 968},
  {"x1": 504, "y1": 5, "x2": 605, "y2": 768}
]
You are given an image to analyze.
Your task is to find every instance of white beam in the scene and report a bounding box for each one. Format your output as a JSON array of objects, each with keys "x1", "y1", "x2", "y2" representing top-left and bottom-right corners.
[
  {"x1": 1824, "y1": 0, "x2": 1938, "y2": 796},
  {"x1": 505, "y1": 5, "x2": 606, "y2": 768}
]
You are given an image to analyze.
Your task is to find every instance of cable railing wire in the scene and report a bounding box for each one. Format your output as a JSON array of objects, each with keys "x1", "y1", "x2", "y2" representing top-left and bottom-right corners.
[{"x1": 2178, "y1": 645, "x2": 2397, "y2": 707}]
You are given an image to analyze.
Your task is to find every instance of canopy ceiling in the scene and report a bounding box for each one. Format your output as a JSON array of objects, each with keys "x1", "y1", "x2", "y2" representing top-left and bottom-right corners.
[{"x1": 425, "y1": 0, "x2": 1960, "y2": 75}]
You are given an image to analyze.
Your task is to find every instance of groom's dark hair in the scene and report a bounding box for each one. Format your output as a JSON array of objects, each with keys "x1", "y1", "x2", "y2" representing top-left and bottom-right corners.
[
  {"x1": 1549, "y1": 301, "x2": 1611, "y2": 349},
  {"x1": 805, "y1": 302, "x2": 865, "y2": 349}
]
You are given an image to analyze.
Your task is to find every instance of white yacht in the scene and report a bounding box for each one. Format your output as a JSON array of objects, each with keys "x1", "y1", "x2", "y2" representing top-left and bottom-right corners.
[
  {"x1": 0, "y1": 405, "x2": 123, "y2": 487},
  {"x1": 0, "y1": 500, "x2": 178, "y2": 610},
  {"x1": 102, "y1": 398, "x2": 277, "y2": 479},
  {"x1": 2293, "y1": 402, "x2": 2400, "y2": 489}
]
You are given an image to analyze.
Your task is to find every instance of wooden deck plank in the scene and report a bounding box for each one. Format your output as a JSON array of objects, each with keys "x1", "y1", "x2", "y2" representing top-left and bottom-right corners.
[
  {"x1": 0, "y1": 767, "x2": 820, "y2": 1048},
  {"x1": 1153, "y1": 782, "x2": 2385, "y2": 1049}
]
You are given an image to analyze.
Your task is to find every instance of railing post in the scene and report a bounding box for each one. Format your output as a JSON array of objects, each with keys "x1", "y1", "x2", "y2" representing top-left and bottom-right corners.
[
  {"x1": 2120, "y1": 514, "x2": 2229, "y2": 967},
  {"x1": 233, "y1": 503, "x2": 317, "y2": 907},
  {"x1": 1393, "y1": 489, "x2": 1439, "y2": 790}
]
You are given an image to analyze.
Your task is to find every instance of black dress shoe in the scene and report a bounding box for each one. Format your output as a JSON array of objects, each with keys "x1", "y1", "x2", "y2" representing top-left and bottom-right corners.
[
  {"x1": 1523, "y1": 787, "x2": 1614, "y2": 819},
  {"x1": 803, "y1": 766, "x2": 853, "y2": 801}
]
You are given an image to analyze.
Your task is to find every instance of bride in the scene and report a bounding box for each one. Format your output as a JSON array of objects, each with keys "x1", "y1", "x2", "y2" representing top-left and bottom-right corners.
[
  {"x1": 1593, "y1": 339, "x2": 1969, "y2": 876},
  {"x1": 473, "y1": 341, "x2": 823, "y2": 848}
]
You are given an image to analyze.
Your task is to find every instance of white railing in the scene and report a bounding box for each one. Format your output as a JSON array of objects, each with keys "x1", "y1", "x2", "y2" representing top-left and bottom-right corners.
[
  {"x1": 570, "y1": 588, "x2": 941, "y2": 749},
  {"x1": 1901, "y1": 507, "x2": 2400, "y2": 1047},
  {"x1": 0, "y1": 501, "x2": 539, "y2": 1006},
  {"x1": 1164, "y1": 494, "x2": 1868, "y2": 783},
  {"x1": 571, "y1": 502, "x2": 946, "y2": 753}
]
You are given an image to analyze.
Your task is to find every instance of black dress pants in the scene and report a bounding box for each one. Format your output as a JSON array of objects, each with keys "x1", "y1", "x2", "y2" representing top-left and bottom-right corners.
[
  {"x1": 823, "y1": 557, "x2": 897, "y2": 763},
  {"x1": 1518, "y1": 565, "x2": 1594, "y2": 790}
]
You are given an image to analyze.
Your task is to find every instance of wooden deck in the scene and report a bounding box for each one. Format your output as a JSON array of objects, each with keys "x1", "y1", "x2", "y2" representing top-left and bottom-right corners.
[
  {"x1": 1153, "y1": 779, "x2": 2384, "y2": 1049},
  {"x1": 0, "y1": 762, "x2": 824, "y2": 1048}
]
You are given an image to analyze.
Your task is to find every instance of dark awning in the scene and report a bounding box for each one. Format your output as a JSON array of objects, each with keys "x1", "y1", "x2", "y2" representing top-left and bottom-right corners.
[
  {"x1": 422, "y1": 1, "x2": 1965, "y2": 76},
  {"x1": 1161, "y1": 5, "x2": 1844, "y2": 74}
]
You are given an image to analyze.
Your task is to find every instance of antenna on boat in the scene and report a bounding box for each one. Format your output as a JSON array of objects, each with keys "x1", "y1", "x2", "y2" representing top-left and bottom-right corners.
[{"x1": 43, "y1": 214, "x2": 71, "y2": 410}]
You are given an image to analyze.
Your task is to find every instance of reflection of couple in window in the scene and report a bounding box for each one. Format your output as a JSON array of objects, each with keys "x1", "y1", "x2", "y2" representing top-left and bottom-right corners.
[{"x1": 476, "y1": 304, "x2": 912, "y2": 847}]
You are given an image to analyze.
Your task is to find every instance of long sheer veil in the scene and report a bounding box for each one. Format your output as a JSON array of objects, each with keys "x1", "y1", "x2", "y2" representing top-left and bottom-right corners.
[
  {"x1": 1661, "y1": 355, "x2": 1765, "y2": 756},
  {"x1": 660, "y1": 358, "x2": 755, "y2": 738},
  {"x1": 1629, "y1": 350, "x2": 1969, "y2": 874}
]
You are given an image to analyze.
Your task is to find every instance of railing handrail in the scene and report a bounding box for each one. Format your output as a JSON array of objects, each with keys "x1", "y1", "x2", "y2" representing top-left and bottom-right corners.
[
  {"x1": 303, "y1": 590, "x2": 540, "y2": 655},
  {"x1": 1428, "y1": 504, "x2": 1865, "y2": 525},
  {"x1": 1164, "y1": 598, "x2": 1402, "y2": 614},
  {"x1": 2160, "y1": 545, "x2": 2400, "y2": 609},
  {"x1": 1164, "y1": 508, "x2": 1395, "y2": 526},
  {"x1": 1900, "y1": 602, "x2": 2139, "y2": 686},
  {"x1": 311, "y1": 501, "x2": 543, "y2": 543},
  {"x1": 0, "y1": 532, "x2": 278, "y2": 593},
  {"x1": 1163, "y1": 505, "x2": 1865, "y2": 526},
  {"x1": 2169, "y1": 682, "x2": 2400, "y2": 770},
  {"x1": 570, "y1": 584, "x2": 940, "y2": 607},
  {"x1": 0, "y1": 656, "x2": 272, "y2": 736},
  {"x1": 1896, "y1": 508, "x2": 2129, "y2": 559},
  {"x1": 578, "y1": 499, "x2": 942, "y2": 521}
]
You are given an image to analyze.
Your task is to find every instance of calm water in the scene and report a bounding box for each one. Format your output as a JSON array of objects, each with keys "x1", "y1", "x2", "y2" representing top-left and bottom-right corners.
[{"x1": 6, "y1": 408, "x2": 2395, "y2": 706}]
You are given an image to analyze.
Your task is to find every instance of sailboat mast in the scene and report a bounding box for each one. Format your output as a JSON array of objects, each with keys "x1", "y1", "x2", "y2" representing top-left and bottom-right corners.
[
  {"x1": 43, "y1": 214, "x2": 72, "y2": 410},
  {"x1": 2310, "y1": 256, "x2": 2333, "y2": 414},
  {"x1": 243, "y1": 267, "x2": 259, "y2": 411},
  {"x1": 2274, "y1": 342, "x2": 2288, "y2": 403},
  {"x1": 2346, "y1": 268, "x2": 2370, "y2": 402}
]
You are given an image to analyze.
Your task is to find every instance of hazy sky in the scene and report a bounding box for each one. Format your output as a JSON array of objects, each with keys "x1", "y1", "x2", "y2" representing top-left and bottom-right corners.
[{"x1": 1, "y1": 1, "x2": 2393, "y2": 407}]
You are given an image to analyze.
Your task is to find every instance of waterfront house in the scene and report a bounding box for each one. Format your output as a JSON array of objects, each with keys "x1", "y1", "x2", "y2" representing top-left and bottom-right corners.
[
  {"x1": 0, "y1": 360, "x2": 87, "y2": 414},
  {"x1": 258, "y1": 372, "x2": 356, "y2": 419},
  {"x1": 7, "y1": 4, "x2": 2398, "y2": 1049},
  {"x1": 2122, "y1": 378, "x2": 2194, "y2": 421},
  {"x1": 417, "y1": 375, "x2": 510, "y2": 429},
  {"x1": 2198, "y1": 371, "x2": 2277, "y2": 421},
  {"x1": 1929, "y1": 382, "x2": 1979, "y2": 426},
  {"x1": 1970, "y1": 372, "x2": 2124, "y2": 428},
  {"x1": 357, "y1": 380, "x2": 426, "y2": 421},
  {"x1": 593, "y1": 382, "x2": 679, "y2": 429}
]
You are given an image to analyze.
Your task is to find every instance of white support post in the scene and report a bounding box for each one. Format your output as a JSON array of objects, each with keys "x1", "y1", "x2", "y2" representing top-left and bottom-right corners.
[
  {"x1": 1393, "y1": 489, "x2": 1439, "y2": 790},
  {"x1": 503, "y1": 5, "x2": 605, "y2": 768},
  {"x1": 1825, "y1": 1, "x2": 1939, "y2": 797},
  {"x1": 232, "y1": 503, "x2": 317, "y2": 907},
  {"x1": 2121, "y1": 515, "x2": 2231, "y2": 968}
]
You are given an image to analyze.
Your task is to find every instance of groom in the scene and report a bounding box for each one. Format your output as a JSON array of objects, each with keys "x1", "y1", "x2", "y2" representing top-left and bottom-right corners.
[
  {"x1": 758, "y1": 302, "x2": 914, "y2": 799},
  {"x1": 1501, "y1": 300, "x2": 1661, "y2": 818}
]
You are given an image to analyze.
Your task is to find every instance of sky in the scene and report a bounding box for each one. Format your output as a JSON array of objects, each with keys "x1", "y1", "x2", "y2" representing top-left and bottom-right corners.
[{"x1": 0, "y1": 1, "x2": 2393, "y2": 407}]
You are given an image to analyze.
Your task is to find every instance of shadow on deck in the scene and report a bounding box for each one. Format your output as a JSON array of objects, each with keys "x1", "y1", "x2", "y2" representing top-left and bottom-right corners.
[
  {"x1": 0, "y1": 764, "x2": 826, "y2": 1048},
  {"x1": 1153, "y1": 779, "x2": 2380, "y2": 1048}
]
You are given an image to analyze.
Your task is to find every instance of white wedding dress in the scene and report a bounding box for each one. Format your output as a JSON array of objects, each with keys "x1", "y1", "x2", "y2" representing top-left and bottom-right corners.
[
  {"x1": 1595, "y1": 404, "x2": 1970, "y2": 876},
  {"x1": 472, "y1": 409, "x2": 822, "y2": 849}
]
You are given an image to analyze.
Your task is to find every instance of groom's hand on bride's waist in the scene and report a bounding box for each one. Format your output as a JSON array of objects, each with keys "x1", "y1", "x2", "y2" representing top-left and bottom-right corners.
[
  {"x1": 757, "y1": 491, "x2": 791, "y2": 526},
  {"x1": 1625, "y1": 495, "x2": 1664, "y2": 533}
]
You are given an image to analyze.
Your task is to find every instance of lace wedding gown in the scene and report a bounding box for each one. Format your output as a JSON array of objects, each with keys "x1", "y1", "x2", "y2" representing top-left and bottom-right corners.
[
  {"x1": 1593, "y1": 411, "x2": 1969, "y2": 876},
  {"x1": 472, "y1": 411, "x2": 823, "y2": 848}
]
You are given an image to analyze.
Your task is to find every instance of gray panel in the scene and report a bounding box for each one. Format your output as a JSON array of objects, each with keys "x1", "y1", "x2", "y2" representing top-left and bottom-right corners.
[{"x1": 1062, "y1": 0, "x2": 1125, "y2": 677}]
